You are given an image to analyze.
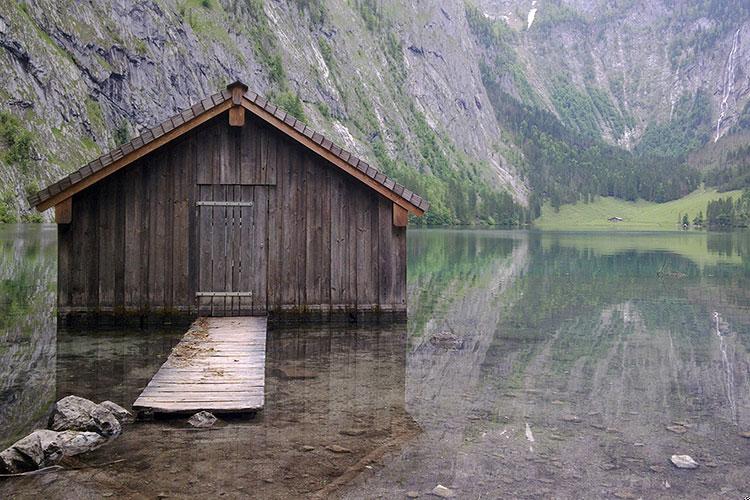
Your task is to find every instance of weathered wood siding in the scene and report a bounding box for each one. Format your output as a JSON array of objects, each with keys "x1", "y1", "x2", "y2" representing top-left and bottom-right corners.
[{"x1": 58, "y1": 112, "x2": 406, "y2": 319}]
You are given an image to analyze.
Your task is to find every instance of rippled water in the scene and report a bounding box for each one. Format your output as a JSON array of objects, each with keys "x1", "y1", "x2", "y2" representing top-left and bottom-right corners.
[{"x1": 1, "y1": 225, "x2": 749, "y2": 498}]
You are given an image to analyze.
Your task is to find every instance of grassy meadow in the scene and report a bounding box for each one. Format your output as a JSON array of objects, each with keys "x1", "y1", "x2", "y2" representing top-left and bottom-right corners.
[{"x1": 534, "y1": 188, "x2": 742, "y2": 231}]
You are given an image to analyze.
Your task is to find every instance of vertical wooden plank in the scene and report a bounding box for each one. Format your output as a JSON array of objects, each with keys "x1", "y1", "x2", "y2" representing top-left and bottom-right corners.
[
  {"x1": 212, "y1": 184, "x2": 227, "y2": 316},
  {"x1": 219, "y1": 122, "x2": 235, "y2": 184},
  {"x1": 163, "y1": 150, "x2": 175, "y2": 310},
  {"x1": 345, "y1": 180, "x2": 357, "y2": 309},
  {"x1": 122, "y1": 165, "x2": 139, "y2": 310},
  {"x1": 149, "y1": 154, "x2": 166, "y2": 309},
  {"x1": 319, "y1": 166, "x2": 332, "y2": 314},
  {"x1": 266, "y1": 132, "x2": 282, "y2": 311},
  {"x1": 304, "y1": 155, "x2": 318, "y2": 307},
  {"x1": 257, "y1": 124, "x2": 267, "y2": 184},
  {"x1": 57, "y1": 220, "x2": 71, "y2": 311},
  {"x1": 296, "y1": 146, "x2": 306, "y2": 309},
  {"x1": 232, "y1": 185, "x2": 242, "y2": 316},
  {"x1": 330, "y1": 173, "x2": 347, "y2": 309},
  {"x1": 139, "y1": 160, "x2": 150, "y2": 312},
  {"x1": 113, "y1": 173, "x2": 126, "y2": 310},
  {"x1": 281, "y1": 142, "x2": 297, "y2": 308},
  {"x1": 265, "y1": 124, "x2": 277, "y2": 185},
  {"x1": 393, "y1": 224, "x2": 407, "y2": 311},
  {"x1": 187, "y1": 138, "x2": 199, "y2": 312},
  {"x1": 198, "y1": 185, "x2": 212, "y2": 315},
  {"x1": 355, "y1": 186, "x2": 371, "y2": 309},
  {"x1": 239, "y1": 185, "x2": 252, "y2": 315},
  {"x1": 84, "y1": 190, "x2": 99, "y2": 310},
  {"x1": 97, "y1": 179, "x2": 115, "y2": 310},
  {"x1": 253, "y1": 186, "x2": 269, "y2": 315},
  {"x1": 378, "y1": 198, "x2": 395, "y2": 309},
  {"x1": 196, "y1": 122, "x2": 212, "y2": 184},
  {"x1": 173, "y1": 144, "x2": 189, "y2": 311}
]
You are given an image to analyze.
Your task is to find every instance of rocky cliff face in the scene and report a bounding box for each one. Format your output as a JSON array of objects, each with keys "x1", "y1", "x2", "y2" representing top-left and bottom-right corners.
[{"x1": 0, "y1": 0, "x2": 748, "y2": 222}]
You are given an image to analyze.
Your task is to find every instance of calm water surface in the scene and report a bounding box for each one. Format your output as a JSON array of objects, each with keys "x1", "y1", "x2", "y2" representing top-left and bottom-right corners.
[{"x1": 0, "y1": 224, "x2": 749, "y2": 499}]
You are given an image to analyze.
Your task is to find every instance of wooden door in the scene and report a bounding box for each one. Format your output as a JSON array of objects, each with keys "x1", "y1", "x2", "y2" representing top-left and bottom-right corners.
[{"x1": 197, "y1": 186, "x2": 268, "y2": 316}]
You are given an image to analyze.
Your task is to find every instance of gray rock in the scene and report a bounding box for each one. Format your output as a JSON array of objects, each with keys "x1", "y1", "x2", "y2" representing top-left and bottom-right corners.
[
  {"x1": 431, "y1": 485, "x2": 455, "y2": 498},
  {"x1": 325, "y1": 444, "x2": 352, "y2": 454},
  {"x1": 187, "y1": 411, "x2": 217, "y2": 428},
  {"x1": 48, "y1": 395, "x2": 121, "y2": 438},
  {"x1": 670, "y1": 454, "x2": 698, "y2": 469},
  {"x1": 0, "y1": 430, "x2": 63, "y2": 473},
  {"x1": 57, "y1": 430, "x2": 107, "y2": 456},
  {"x1": 99, "y1": 401, "x2": 134, "y2": 424}
]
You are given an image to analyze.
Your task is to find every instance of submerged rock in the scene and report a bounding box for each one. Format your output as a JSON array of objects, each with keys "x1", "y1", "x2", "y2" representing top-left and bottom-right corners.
[
  {"x1": 739, "y1": 431, "x2": 750, "y2": 439},
  {"x1": 49, "y1": 395, "x2": 121, "y2": 438},
  {"x1": 56, "y1": 430, "x2": 107, "y2": 456},
  {"x1": 99, "y1": 401, "x2": 134, "y2": 424},
  {"x1": 0, "y1": 430, "x2": 63, "y2": 473},
  {"x1": 665, "y1": 425, "x2": 687, "y2": 434},
  {"x1": 325, "y1": 444, "x2": 352, "y2": 454},
  {"x1": 431, "y1": 484, "x2": 455, "y2": 498},
  {"x1": 188, "y1": 411, "x2": 217, "y2": 428},
  {"x1": 670, "y1": 454, "x2": 698, "y2": 469},
  {"x1": 429, "y1": 332, "x2": 464, "y2": 350}
]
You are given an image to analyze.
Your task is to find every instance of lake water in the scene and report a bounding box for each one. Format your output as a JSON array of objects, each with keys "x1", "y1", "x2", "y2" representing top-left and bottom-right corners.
[{"x1": 0, "y1": 225, "x2": 749, "y2": 498}]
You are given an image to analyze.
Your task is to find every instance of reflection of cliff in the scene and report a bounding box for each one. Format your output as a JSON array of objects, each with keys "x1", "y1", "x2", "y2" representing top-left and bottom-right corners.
[
  {"x1": 0, "y1": 225, "x2": 56, "y2": 449},
  {"x1": 342, "y1": 231, "x2": 529, "y2": 497},
  {"x1": 345, "y1": 231, "x2": 750, "y2": 498}
]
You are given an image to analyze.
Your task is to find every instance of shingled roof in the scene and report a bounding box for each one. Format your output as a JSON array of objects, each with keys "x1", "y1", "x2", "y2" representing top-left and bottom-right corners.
[{"x1": 29, "y1": 82, "x2": 429, "y2": 215}]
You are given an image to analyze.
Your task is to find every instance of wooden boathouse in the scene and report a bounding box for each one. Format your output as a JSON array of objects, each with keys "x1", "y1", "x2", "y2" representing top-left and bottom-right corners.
[{"x1": 29, "y1": 82, "x2": 428, "y2": 324}]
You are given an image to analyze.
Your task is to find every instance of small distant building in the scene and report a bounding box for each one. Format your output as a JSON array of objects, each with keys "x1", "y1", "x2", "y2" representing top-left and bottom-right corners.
[
  {"x1": 29, "y1": 82, "x2": 428, "y2": 323},
  {"x1": 608, "y1": 217, "x2": 623, "y2": 223}
]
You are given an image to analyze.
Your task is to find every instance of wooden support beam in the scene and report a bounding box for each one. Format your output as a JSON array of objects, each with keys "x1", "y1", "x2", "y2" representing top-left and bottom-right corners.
[
  {"x1": 227, "y1": 81, "x2": 249, "y2": 127},
  {"x1": 229, "y1": 106, "x2": 245, "y2": 127},
  {"x1": 55, "y1": 198, "x2": 72, "y2": 224},
  {"x1": 393, "y1": 203, "x2": 408, "y2": 227}
]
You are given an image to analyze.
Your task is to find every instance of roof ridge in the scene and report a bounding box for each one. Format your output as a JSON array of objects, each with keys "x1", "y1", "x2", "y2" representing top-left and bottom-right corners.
[{"x1": 29, "y1": 83, "x2": 429, "y2": 214}]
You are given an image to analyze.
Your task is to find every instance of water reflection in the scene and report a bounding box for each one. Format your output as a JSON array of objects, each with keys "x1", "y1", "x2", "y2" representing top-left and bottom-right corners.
[
  {"x1": 0, "y1": 224, "x2": 56, "y2": 449},
  {"x1": 349, "y1": 229, "x2": 750, "y2": 499},
  {"x1": 1, "y1": 226, "x2": 749, "y2": 498}
]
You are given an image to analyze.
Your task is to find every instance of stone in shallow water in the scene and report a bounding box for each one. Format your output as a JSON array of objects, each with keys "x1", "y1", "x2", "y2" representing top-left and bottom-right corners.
[
  {"x1": 665, "y1": 425, "x2": 687, "y2": 434},
  {"x1": 301, "y1": 445, "x2": 315, "y2": 452},
  {"x1": 188, "y1": 411, "x2": 218, "y2": 428},
  {"x1": 340, "y1": 428, "x2": 367, "y2": 436},
  {"x1": 325, "y1": 444, "x2": 352, "y2": 454},
  {"x1": 431, "y1": 485, "x2": 455, "y2": 498},
  {"x1": 670, "y1": 455, "x2": 698, "y2": 469},
  {"x1": 49, "y1": 395, "x2": 121, "y2": 438},
  {"x1": 99, "y1": 401, "x2": 134, "y2": 424},
  {"x1": 406, "y1": 491, "x2": 420, "y2": 498},
  {"x1": 739, "y1": 431, "x2": 750, "y2": 439},
  {"x1": 57, "y1": 430, "x2": 107, "y2": 456},
  {"x1": 0, "y1": 429, "x2": 63, "y2": 473}
]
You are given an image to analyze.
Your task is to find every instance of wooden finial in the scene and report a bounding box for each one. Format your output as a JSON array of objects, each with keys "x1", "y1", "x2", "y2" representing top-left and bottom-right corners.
[{"x1": 227, "y1": 81, "x2": 248, "y2": 127}]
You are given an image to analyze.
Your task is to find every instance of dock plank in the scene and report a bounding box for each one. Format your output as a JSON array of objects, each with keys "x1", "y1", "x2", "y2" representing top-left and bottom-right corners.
[{"x1": 133, "y1": 316, "x2": 266, "y2": 414}]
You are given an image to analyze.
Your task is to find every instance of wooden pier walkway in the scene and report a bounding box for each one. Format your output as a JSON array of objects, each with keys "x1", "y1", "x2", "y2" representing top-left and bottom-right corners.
[{"x1": 133, "y1": 316, "x2": 267, "y2": 415}]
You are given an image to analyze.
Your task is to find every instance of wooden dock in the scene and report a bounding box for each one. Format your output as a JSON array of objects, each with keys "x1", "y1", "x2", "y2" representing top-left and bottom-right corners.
[{"x1": 133, "y1": 316, "x2": 267, "y2": 415}]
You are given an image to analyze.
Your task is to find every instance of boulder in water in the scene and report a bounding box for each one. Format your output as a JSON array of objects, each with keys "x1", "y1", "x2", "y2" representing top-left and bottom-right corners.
[
  {"x1": 48, "y1": 395, "x2": 121, "y2": 438},
  {"x1": 56, "y1": 430, "x2": 107, "y2": 457},
  {"x1": 0, "y1": 429, "x2": 63, "y2": 473},
  {"x1": 99, "y1": 401, "x2": 134, "y2": 424},
  {"x1": 670, "y1": 454, "x2": 698, "y2": 469},
  {"x1": 188, "y1": 411, "x2": 217, "y2": 428}
]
